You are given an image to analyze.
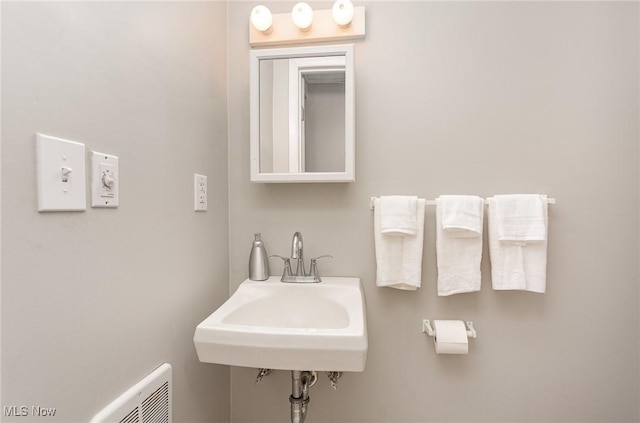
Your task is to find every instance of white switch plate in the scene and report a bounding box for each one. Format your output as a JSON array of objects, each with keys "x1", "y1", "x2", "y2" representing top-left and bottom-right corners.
[
  {"x1": 91, "y1": 151, "x2": 119, "y2": 208},
  {"x1": 194, "y1": 174, "x2": 207, "y2": 211},
  {"x1": 36, "y1": 133, "x2": 86, "y2": 212}
]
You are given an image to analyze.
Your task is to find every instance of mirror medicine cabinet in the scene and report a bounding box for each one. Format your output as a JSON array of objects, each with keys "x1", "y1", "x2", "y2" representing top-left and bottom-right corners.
[{"x1": 250, "y1": 44, "x2": 355, "y2": 183}]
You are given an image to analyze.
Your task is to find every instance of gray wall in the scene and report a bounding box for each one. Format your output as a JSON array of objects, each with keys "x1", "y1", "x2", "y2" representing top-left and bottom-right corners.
[
  {"x1": 228, "y1": 2, "x2": 639, "y2": 422},
  {"x1": 1, "y1": 2, "x2": 230, "y2": 422}
]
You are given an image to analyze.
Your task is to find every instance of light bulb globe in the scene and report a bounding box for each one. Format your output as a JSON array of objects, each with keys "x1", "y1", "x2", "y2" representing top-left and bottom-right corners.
[
  {"x1": 250, "y1": 5, "x2": 273, "y2": 33},
  {"x1": 291, "y1": 2, "x2": 314, "y2": 31},
  {"x1": 332, "y1": 0, "x2": 354, "y2": 27}
]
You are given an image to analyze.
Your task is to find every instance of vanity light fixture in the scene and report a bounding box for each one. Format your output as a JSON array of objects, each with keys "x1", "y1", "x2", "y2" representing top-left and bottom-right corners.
[
  {"x1": 291, "y1": 2, "x2": 314, "y2": 31},
  {"x1": 249, "y1": 2, "x2": 365, "y2": 47},
  {"x1": 332, "y1": 0, "x2": 354, "y2": 27},
  {"x1": 250, "y1": 5, "x2": 273, "y2": 34}
]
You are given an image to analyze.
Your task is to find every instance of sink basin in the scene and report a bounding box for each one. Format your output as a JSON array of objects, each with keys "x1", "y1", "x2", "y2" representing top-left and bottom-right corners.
[{"x1": 194, "y1": 276, "x2": 367, "y2": 371}]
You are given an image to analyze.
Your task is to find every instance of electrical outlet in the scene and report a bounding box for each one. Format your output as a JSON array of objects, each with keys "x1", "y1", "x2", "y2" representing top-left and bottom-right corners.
[{"x1": 194, "y1": 174, "x2": 207, "y2": 211}]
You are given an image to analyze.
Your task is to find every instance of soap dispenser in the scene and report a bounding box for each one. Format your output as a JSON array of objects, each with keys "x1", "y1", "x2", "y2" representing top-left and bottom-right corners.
[{"x1": 249, "y1": 233, "x2": 270, "y2": 281}]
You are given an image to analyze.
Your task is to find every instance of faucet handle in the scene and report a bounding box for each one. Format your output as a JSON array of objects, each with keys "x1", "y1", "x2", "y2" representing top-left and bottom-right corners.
[
  {"x1": 311, "y1": 254, "x2": 333, "y2": 262},
  {"x1": 269, "y1": 255, "x2": 292, "y2": 276},
  {"x1": 310, "y1": 255, "x2": 333, "y2": 279}
]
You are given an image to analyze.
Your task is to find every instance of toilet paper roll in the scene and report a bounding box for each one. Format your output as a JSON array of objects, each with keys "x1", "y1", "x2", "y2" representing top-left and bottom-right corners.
[{"x1": 433, "y1": 320, "x2": 469, "y2": 354}]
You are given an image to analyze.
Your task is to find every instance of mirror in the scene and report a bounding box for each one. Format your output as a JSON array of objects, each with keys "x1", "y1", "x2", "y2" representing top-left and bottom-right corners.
[{"x1": 250, "y1": 45, "x2": 354, "y2": 183}]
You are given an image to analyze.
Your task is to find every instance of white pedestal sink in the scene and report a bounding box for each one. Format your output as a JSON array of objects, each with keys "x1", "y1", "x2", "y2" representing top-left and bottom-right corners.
[{"x1": 194, "y1": 276, "x2": 367, "y2": 371}]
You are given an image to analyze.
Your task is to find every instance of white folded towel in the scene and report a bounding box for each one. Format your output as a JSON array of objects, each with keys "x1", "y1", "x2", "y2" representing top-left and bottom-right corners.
[
  {"x1": 440, "y1": 195, "x2": 484, "y2": 237},
  {"x1": 374, "y1": 198, "x2": 426, "y2": 290},
  {"x1": 494, "y1": 194, "x2": 547, "y2": 244},
  {"x1": 488, "y1": 195, "x2": 548, "y2": 293},
  {"x1": 379, "y1": 195, "x2": 418, "y2": 236},
  {"x1": 436, "y1": 196, "x2": 484, "y2": 296}
]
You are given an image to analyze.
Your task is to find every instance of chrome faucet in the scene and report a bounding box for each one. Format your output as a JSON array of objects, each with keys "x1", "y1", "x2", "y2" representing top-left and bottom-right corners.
[
  {"x1": 270, "y1": 231, "x2": 332, "y2": 283},
  {"x1": 291, "y1": 231, "x2": 305, "y2": 276}
]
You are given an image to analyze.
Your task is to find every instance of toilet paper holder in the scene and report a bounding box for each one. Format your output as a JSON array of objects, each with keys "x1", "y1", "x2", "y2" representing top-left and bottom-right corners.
[{"x1": 421, "y1": 319, "x2": 477, "y2": 339}]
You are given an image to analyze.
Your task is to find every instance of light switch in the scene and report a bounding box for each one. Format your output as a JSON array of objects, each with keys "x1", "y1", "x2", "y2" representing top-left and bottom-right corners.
[
  {"x1": 194, "y1": 174, "x2": 207, "y2": 211},
  {"x1": 36, "y1": 133, "x2": 87, "y2": 212},
  {"x1": 91, "y1": 151, "x2": 119, "y2": 208}
]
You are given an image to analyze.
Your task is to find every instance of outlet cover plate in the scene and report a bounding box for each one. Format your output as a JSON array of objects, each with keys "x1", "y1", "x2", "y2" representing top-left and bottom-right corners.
[{"x1": 194, "y1": 174, "x2": 207, "y2": 211}]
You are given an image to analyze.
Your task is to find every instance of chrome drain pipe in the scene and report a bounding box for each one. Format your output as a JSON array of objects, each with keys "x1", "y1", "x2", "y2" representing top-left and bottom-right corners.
[{"x1": 290, "y1": 371, "x2": 317, "y2": 423}]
